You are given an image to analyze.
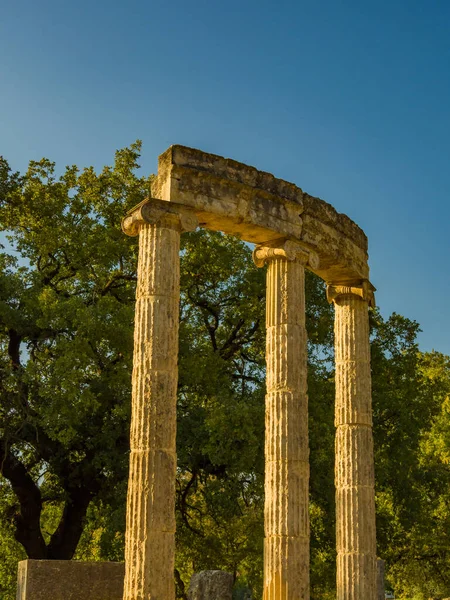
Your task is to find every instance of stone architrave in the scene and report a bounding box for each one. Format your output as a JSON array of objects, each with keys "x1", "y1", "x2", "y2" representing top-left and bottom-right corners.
[
  {"x1": 254, "y1": 241, "x2": 319, "y2": 600},
  {"x1": 327, "y1": 281, "x2": 377, "y2": 600},
  {"x1": 121, "y1": 200, "x2": 197, "y2": 600}
]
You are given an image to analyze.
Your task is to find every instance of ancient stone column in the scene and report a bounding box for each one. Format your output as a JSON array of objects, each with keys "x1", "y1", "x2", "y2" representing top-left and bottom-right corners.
[
  {"x1": 254, "y1": 241, "x2": 318, "y2": 600},
  {"x1": 327, "y1": 281, "x2": 377, "y2": 600},
  {"x1": 122, "y1": 200, "x2": 197, "y2": 600}
]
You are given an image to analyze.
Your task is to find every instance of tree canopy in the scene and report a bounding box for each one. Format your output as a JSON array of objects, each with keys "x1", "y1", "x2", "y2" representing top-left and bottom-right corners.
[{"x1": 0, "y1": 144, "x2": 449, "y2": 600}]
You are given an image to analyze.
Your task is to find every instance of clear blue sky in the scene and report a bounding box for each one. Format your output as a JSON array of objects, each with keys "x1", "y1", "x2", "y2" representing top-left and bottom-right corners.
[{"x1": 1, "y1": 0, "x2": 449, "y2": 355}]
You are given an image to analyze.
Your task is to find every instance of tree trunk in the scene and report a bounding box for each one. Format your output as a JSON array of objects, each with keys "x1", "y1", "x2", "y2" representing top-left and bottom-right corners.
[
  {"x1": 47, "y1": 486, "x2": 94, "y2": 559},
  {"x1": 0, "y1": 439, "x2": 47, "y2": 558},
  {"x1": 1, "y1": 437, "x2": 98, "y2": 560}
]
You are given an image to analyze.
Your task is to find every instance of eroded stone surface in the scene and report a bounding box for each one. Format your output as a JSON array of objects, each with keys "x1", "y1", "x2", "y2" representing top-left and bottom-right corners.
[
  {"x1": 330, "y1": 285, "x2": 377, "y2": 600},
  {"x1": 187, "y1": 571, "x2": 233, "y2": 600},
  {"x1": 152, "y1": 145, "x2": 369, "y2": 282},
  {"x1": 16, "y1": 560, "x2": 124, "y2": 600},
  {"x1": 122, "y1": 205, "x2": 197, "y2": 600},
  {"x1": 254, "y1": 241, "x2": 312, "y2": 600}
]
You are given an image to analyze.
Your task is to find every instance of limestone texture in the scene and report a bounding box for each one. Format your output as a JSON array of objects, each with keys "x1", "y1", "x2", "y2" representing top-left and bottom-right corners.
[
  {"x1": 122, "y1": 205, "x2": 197, "y2": 600},
  {"x1": 329, "y1": 285, "x2": 377, "y2": 600},
  {"x1": 187, "y1": 571, "x2": 233, "y2": 600},
  {"x1": 152, "y1": 145, "x2": 369, "y2": 282},
  {"x1": 16, "y1": 560, "x2": 124, "y2": 600},
  {"x1": 254, "y1": 241, "x2": 313, "y2": 600}
]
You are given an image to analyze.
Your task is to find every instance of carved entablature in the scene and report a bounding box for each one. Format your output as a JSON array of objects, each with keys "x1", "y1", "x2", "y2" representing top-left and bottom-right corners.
[
  {"x1": 253, "y1": 240, "x2": 320, "y2": 270},
  {"x1": 151, "y1": 145, "x2": 371, "y2": 283},
  {"x1": 122, "y1": 198, "x2": 198, "y2": 237},
  {"x1": 326, "y1": 280, "x2": 376, "y2": 308}
]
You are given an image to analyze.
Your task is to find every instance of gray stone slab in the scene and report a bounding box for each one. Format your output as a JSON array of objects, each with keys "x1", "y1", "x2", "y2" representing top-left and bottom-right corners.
[{"x1": 188, "y1": 570, "x2": 233, "y2": 600}]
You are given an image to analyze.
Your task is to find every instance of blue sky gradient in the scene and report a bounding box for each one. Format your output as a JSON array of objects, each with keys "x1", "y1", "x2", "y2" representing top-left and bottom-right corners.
[{"x1": 1, "y1": 0, "x2": 449, "y2": 353}]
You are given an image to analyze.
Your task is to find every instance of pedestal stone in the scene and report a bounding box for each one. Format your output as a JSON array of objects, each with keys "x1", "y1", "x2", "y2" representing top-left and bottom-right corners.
[{"x1": 16, "y1": 560, "x2": 124, "y2": 600}]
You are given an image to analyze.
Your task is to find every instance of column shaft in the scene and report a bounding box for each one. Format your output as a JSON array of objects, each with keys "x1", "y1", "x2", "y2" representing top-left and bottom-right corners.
[
  {"x1": 334, "y1": 293, "x2": 377, "y2": 600},
  {"x1": 123, "y1": 221, "x2": 180, "y2": 600},
  {"x1": 264, "y1": 256, "x2": 309, "y2": 600}
]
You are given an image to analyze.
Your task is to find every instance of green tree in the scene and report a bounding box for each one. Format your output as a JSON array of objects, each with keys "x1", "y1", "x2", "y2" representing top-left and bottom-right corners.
[
  {"x1": 0, "y1": 144, "x2": 338, "y2": 599},
  {"x1": 375, "y1": 349, "x2": 450, "y2": 600},
  {"x1": 2, "y1": 144, "x2": 448, "y2": 600},
  {"x1": 0, "y1": 145, "x2": 146, "y2": 594}
]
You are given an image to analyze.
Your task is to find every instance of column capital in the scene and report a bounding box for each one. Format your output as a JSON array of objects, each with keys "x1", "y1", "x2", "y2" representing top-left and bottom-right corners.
[
  {"x1": 122, "y1": 198, "x2": 198, "y2": 237},
  {"x1": 253, "y1": 240, "x2": 319, "y2": 270},
  {"x1": 326, "y1": 280, "x2": 376, "y2": 308}
]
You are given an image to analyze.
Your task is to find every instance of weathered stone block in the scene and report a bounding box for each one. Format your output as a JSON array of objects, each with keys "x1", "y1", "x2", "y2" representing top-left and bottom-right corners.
[
  {"x1": 188, "y1": 570, "x2": 233, "y2": 600},
  {"x1": 151, "y1": 145, "x2": 370, "y2": 282},
  {"x1": 16, "y1": 559, "x2": 124, "y2": 600}
]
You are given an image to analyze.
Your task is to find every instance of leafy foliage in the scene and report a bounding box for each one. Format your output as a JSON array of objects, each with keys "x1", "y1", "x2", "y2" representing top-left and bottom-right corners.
[
  {"x1": 374, "y1": 348, "x2": 450, "y2": 599},
  {"x1": 0, "y1": 145, "x2": 449, "y2": 600},
  {"x1": 0, "y1": 146, "x2": 146, "y2": 599}
]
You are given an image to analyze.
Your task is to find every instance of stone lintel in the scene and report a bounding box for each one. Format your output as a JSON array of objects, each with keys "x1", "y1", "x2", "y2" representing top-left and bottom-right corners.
[{"x1": 151, "y1": 145, "x2": 370, "y2": 282}]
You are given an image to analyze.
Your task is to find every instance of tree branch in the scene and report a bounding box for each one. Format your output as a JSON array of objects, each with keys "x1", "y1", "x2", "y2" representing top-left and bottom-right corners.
[
  {"x1": 7, "y1": 328, "x2": 22, "y2": 370},
  {"x1": 0, "y1": 437, "x2": 47, "y2": 558}
]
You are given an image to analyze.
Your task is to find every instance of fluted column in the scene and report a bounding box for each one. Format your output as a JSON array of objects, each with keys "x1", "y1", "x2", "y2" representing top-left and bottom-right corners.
[
  {"x1": 327, "y1": 281, "x2": 377, "y2": 600},
  {"x1": 254, "y1": 241, "x2": 319, "y2": 600},
  {"x1": 122, "y1": 200, "x2": 197, "y2": 600}
]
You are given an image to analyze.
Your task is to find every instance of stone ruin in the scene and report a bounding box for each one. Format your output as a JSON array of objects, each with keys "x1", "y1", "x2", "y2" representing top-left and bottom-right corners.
[
  {"x1": 187, "y1": 570, "x2": 234, "y2": 600},
  {"x1": 121, "y1": 145, "x2": 378, "y2": 600}
]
